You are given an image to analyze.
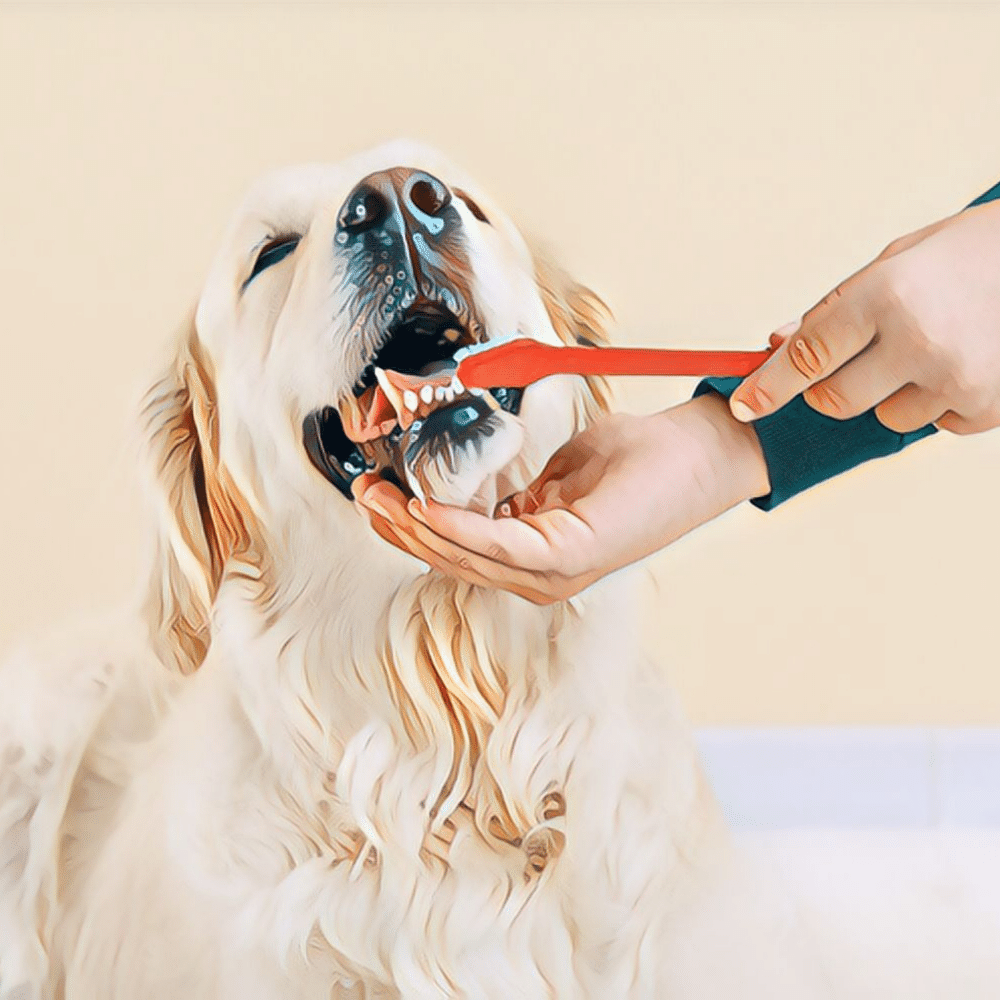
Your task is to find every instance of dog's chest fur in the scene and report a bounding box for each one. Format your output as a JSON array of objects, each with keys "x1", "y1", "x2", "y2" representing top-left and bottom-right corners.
[{"x1": 52, "y1": 573, "x2": 707, "y2": 1000}]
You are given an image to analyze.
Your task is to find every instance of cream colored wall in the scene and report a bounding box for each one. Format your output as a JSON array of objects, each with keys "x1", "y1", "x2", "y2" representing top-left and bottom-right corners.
[{"x1": 2, "y1": 3, "x2": 999, "y2": 723}]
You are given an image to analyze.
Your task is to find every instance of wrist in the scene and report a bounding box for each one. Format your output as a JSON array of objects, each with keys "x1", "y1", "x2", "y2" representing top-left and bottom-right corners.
[{"x1": 656, "y1": 393, "x2": 770, "y2": 511}]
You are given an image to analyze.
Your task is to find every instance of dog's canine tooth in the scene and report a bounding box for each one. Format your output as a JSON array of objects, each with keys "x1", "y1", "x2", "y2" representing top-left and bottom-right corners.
[
  {"x1": 337, "y1": 392, "x2": 369, "y2": 442},
  {"x1": 374, "y1": 367, "x2": 406, "y2": 425}
]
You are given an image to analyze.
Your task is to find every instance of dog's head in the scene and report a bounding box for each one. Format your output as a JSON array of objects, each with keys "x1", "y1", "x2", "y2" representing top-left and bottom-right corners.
[{"x1": 142, "y1": 142, "x2": 611, "y2": 672}]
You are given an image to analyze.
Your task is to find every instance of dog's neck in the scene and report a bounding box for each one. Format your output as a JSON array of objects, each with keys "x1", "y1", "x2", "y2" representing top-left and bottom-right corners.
[{"x1": 205, "y1": 536, "x2": 586, "y2": 834}]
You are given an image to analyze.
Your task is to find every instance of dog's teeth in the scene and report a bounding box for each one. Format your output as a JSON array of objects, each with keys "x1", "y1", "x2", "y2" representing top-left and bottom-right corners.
[
  {"x1": 444, "y1": 387, "x2": 455, "y2": 402},
  {"x1": 434, "y1": 386, "x2": 446, "y2": 402},
  {"x1": 469, "y1": 387, "x2": 484, "y2": 396},
  {"x1": 403, "y1": 389, "x2": 419, "y2": 411},
  {"x1": 419, "y1": 384, "x2": 434, "y2": 404},
  {"x1": 450, "y1": 376, "x2": 465, "y2": 395},
  {"x1": 374, "y1": 367, "x2": 406, "y2": 425}
]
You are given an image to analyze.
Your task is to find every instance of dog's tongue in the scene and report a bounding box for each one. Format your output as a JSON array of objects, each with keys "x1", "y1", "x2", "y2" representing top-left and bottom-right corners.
[{"x1": 341, "y1": 368, "x2": 453, "y2": 442}]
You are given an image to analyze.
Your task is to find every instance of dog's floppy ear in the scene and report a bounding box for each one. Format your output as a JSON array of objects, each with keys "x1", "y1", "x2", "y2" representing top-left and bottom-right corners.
[
  {"x1": 140, "y1": 315, "x2": 255, "y2": 674},
  {"x1": 533, "y1": 252, "x2": 614, "y2": 422}
]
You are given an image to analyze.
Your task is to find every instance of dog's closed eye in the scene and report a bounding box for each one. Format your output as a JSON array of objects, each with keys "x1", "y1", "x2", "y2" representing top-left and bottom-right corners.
[
  {"x1": 453, "y1": 188, "x2": 490, "y2": 225},
  {"x1": 244, "y1": 235, "x2": 301, "y2": 289}
]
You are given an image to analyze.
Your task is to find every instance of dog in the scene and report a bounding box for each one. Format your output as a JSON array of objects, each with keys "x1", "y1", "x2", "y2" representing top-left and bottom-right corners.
[{"x1": 1, "y1": 141, "x2": 989, "y2": 999}]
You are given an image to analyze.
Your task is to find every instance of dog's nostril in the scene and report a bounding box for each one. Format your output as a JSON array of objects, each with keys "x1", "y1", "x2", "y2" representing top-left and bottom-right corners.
[
  {"x1": 338, "y1": 185, "x2": 389, "y2": 235},
  {"x1": 407, "y1": 175, "x2": 451, "y2": 218}
]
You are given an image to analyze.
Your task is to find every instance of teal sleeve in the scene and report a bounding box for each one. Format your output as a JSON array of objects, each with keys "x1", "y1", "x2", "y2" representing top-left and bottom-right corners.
[
  {"x1": 694, "y1": 178, "x2": 1000, "y2": 511},
  {"x1": 694, "y1": 377, "x2": 936, "y2": 510},
  {"x1": 969, "y1": 180, "x2": 1000, "y2": 207}
]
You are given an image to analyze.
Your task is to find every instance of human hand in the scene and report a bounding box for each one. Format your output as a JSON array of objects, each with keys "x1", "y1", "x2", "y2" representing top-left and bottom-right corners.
[
  {"x1": 353, "y1": 392, "x2": 769, "y2": 603},
  {"x1": 730, "y1": 199, "x2": 1000, "y2": 435}
]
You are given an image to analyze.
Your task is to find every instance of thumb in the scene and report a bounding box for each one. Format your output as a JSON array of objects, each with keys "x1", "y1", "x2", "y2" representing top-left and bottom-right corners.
[
  {"x1": 731, "y1": 276, "x2": 879, "y2": 422},
  {"x1": 495, "y1": 486, "x2": 541, "y2": 519},
  {"x1": 494, "y1": 439, "x2": 585, "y2": 518}
]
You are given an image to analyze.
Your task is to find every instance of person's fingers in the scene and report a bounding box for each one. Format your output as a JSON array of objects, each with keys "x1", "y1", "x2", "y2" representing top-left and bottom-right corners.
[
  {"x1": 768, "y1": 318, "x2": 803, "y2": 350},
  {"x1": 934, "y1": 410, "x2": 976, "y2": 435},
  {"x1": 496, "y1": 476, "x2": 568, "y2": 519},
  {"x1": 350, "y1": 471, "x2": 384, "y2": 504},
  {"x1": 410, "y1": 498, "x2": 595, "y2": 576},
  {"x1": 366, "y1": 505, "x2": 534, "y2": 592},
  {"x1": 935, "y1": 407, "x2": 1000, "y2": 436},
  {"x1": 800, "y1": 342, "x2": 912, "y2": 420},
  {"x1": 874, "y1": 384, "x2": 948, "y2": 433},
  {"x1": 496, "y1": 485, "x2": 541, "y2": 519},
  {"x1": 353, "y1": 473, "x2": 594, "y2": 601},
  {"x1": 357, "y1": 480, "x2": 477, "y2": 570},
  {"x1": 731, "y1": 281, "x2": 879, "y2": 422},
  {"x1": 366, "y1": 510, "x2": 432, "y2": 564},
  {"x1": 734, "y1": 214, "x2": 960, "y2": 426},
  {"x1": 379, "y1": 513, "x2": 564, "y2": 604},
  {"x1": 363, "y1": 481, "x2": 579, "y2": 596}
]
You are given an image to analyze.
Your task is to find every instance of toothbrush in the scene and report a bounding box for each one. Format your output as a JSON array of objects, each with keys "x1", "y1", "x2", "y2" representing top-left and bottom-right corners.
[{"x1": 450, "y1": 338, "x2": 772, "y2": 390}]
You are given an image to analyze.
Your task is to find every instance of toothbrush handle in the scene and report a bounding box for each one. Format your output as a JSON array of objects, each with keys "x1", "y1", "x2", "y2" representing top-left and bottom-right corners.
[{"x1": 457, "y1": 339, "x2": 772, "y2": 389}]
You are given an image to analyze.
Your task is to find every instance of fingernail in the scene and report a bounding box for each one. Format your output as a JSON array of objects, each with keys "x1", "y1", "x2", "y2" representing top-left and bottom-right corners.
[
  {"x1": 407, "y1": 498, "x2": 427, "y2": 522},
  {"x1": 730, "y1": 398, "x2": 756, "y2": 423},
  {"x1": 774, "y1": 317, "x2": 803, "y2": 337},
  {"x1": 362, "y1": 489, "x2": 388, "y2": 517},
  {"x1": 495, "y1": 493, "x2": 516, "y2": 519}
]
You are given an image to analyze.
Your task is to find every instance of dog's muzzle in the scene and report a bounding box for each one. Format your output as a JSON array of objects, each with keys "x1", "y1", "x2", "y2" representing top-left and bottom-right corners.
[{"x1": 303, "y1": 168, "x2": 523, "y2": 499}]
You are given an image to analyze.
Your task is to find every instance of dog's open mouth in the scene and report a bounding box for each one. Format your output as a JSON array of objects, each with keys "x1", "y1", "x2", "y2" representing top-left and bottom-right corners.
[{"x1": 304, "y1": 300, "x2": 523, "y2": 499}]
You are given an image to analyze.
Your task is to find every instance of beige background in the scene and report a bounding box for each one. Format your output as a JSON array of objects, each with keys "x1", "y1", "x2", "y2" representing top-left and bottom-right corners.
[{"x1": 2, "y1": 2, "x2": 999, "y2": 724}]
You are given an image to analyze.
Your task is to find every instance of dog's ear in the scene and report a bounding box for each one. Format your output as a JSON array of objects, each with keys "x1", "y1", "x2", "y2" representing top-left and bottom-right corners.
[
  {"x1": 533, "y1": 252, "x2": 614, "y2": 423},
  {"x1": 140, "y1": 315, "x2": 254, "y2": 674}
]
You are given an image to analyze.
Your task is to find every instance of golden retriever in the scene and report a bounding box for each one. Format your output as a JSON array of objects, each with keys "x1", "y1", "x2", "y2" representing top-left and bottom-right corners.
[{"x1": 1, "y1": 141, "x2": 994, "y2": 999}]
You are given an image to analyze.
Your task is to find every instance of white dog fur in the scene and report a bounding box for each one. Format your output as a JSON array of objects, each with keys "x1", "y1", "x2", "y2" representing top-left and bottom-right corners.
[{"x1": 1, "y1": 142, "x2": 994, "y2": 999}]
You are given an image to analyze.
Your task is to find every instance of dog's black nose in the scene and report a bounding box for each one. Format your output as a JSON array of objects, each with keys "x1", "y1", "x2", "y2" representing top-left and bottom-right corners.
[{"x1": 337, "y1": 169, "x2": 452, "y2": 237}]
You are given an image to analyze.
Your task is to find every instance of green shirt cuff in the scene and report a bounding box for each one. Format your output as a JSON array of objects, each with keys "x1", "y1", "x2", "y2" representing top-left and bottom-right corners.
[
  {"x1": 969, "y1": 180, "x2": 1000, "y2": 207},
  {"x1": 694, "y1": 377, "x2": 937, "y2": 510}
]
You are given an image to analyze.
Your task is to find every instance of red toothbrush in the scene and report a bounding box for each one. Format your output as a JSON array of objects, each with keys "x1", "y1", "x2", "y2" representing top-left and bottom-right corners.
[{"x1": 451, "y1": 338, "x2": 772, "y2": 390}]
